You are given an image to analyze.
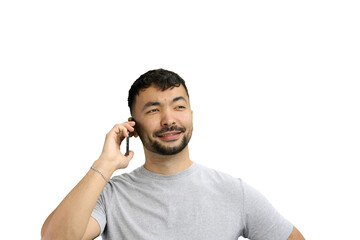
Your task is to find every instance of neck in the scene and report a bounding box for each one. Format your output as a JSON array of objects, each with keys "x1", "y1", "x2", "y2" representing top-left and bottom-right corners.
[{"x1": 143, "y1": 146, "x2": 193, "y2": 175}]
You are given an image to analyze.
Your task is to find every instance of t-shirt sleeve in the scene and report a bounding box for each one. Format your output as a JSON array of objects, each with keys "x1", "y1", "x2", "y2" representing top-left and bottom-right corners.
[
  {"x1": 241, "y1": 180, "x2": 293, "y2": 240},
  {"x1": 91, "y1": 184, "x2": 110, "y2": 235}
]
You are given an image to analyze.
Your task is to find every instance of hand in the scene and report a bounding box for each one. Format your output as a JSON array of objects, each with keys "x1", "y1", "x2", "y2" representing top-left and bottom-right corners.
[{"x1": 96, "y1": 121, "x2": 136, "y2": 173}]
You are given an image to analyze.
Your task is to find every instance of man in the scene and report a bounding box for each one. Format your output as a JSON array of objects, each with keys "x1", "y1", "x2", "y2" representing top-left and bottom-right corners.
[{"x1": 41, "y1": 69, "x2": 304, "y2": 240}]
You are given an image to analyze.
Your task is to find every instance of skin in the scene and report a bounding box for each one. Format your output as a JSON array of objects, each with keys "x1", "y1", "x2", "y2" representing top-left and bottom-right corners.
[
  {"x1": 131, "y1": 84, "x2": 193, "y2": 175},
  {"x1": 41, "y1": 84, "x2": 304, "y2": 240},
  {"x1": 288, "y1": 226, "x2": 305, "y2": 239}
]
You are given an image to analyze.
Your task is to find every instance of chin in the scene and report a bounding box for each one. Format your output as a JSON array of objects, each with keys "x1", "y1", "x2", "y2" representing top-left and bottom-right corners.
[{"x1": 146, "y1": 136, "x2": 189, "y2": 156}]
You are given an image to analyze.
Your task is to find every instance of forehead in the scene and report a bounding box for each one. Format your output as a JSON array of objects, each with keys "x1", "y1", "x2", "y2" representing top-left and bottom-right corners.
[{"x1": 135, "y1": 85, "x2": 189, "y2": 107}]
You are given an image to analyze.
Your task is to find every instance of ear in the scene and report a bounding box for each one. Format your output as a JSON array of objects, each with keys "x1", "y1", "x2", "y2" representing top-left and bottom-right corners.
[
  {"x1": 132, "y1": 124, "x2": 139, "y2": 137},
  {"x1": 128, "y1": 117, "x2": 139, "y2": 137}
]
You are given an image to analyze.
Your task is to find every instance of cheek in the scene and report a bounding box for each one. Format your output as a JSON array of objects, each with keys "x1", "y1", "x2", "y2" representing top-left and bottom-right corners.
[
  {"x1": 136, "y1": 120, "x2": 157, "y2": 135},
  {"x1": 179, "y1": 114, "x2": 193, "y2": 128}
]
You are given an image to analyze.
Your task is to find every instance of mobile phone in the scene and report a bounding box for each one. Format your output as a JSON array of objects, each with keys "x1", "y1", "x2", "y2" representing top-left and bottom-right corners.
[
  {"x1": 125, "y1": 131, "x2": 130, "y2": 156},
  {"x1": 125, "y1": 117, "x2": 135, "y2": 156}
]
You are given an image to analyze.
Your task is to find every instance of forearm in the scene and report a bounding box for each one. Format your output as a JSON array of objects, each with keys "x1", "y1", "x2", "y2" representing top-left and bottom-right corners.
[
  {"x1": 287, "y1": 226, "x2": 305, "y2": 240},
  {"x1": 41, "y1": 160, "x2": 114, "y2": 240},
  {"x1": 41, "y1": 121, "x2": 135, "y2": 239}
]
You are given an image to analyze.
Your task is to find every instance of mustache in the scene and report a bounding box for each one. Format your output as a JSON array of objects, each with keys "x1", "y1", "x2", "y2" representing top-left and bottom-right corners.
[{"x1": 155, "y1": 126, "x2": 186, "y2": 136}]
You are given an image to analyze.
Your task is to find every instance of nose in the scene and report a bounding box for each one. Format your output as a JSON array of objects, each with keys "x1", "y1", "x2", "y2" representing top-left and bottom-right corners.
[{"x1": 160, "y1": 110, "x2": 176, "y2": 127}]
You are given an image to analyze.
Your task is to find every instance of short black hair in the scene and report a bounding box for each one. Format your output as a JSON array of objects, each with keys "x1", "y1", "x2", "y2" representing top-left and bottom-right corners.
[{"x1": 128, "y1": 69, "x2": 189, "y2": 114}]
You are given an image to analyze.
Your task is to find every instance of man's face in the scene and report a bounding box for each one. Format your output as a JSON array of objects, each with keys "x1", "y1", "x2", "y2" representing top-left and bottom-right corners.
[{"x1": 132, "y1": 84, "x2": 193, "y2": 155}]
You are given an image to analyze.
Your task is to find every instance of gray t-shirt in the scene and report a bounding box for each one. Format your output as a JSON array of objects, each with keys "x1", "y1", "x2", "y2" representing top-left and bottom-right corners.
[{"x1": 91, "y1": 163, "x2": 293, "y2": 240}]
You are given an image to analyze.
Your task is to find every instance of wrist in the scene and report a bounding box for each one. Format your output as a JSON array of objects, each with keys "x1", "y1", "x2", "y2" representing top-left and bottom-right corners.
[{"x1": 92, "y1": 158, "x2": 117, "y2": 180}]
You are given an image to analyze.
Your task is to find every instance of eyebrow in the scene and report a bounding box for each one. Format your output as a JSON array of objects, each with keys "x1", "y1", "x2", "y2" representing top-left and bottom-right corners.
[
  {"x1": 173, "y1": 96, "x2": 187, "y2": 103},
  {"x1": 142, "y1": 101, "x2": 161, "y2": 111},
  {"x1": 142, "y1": 96, "x2": 187, "y2": 112}
]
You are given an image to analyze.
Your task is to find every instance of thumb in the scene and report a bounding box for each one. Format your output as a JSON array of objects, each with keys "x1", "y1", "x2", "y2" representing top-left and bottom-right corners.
[
  {"x1": 118, "y1": 151, "x2": 134, "y2": 169},
  {"x1": 125, "y1": 151, "x2": 135, "y2": 161}
]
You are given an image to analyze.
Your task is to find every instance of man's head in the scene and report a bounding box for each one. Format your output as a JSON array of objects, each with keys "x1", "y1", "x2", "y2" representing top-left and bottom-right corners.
[
  {"x1": 128, "y1": 69, "x2": 189, "y2": 114},
  {"x1": 128, "y1": 69, "x2": 192, "y2": 156}
]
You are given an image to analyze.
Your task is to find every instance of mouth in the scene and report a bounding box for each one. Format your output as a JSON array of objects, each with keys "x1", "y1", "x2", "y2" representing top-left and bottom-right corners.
[{"x1": 157, "y1": 131, "x2": 183, "y2": 141}]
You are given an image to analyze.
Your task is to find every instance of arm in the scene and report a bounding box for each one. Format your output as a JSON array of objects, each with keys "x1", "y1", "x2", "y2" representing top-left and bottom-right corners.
[
  {"x1": 41, "y1": 121, "x2": 136, "y2": 240},
  {"x1": 241, "y1": 181, "x2": 304, "y2": 240},
  {"x1": 287, "y1": 226, "x2": 305, "y2": 240}
]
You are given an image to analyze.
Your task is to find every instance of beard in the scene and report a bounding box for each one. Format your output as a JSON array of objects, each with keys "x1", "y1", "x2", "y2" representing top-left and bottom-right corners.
[{"x1": 138, "y1": 125, "x2": 192, "y2": 155}]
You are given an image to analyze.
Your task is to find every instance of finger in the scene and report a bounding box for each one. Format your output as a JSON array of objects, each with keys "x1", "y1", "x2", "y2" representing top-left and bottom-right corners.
[
  {"x1": 126, "y1": 120, "x2": 136, "y2": 127},
  {"x1": 109, "y1": 122, "x2": 136, "y2": 144},
  {"x1": 122, "y1": 121, "x2": 135, "y2": 130},
  {"x1": 109, "y1": 124, "x2": 127, "y2": 145},
  {"x1": 125, "y1": 150, "x2": 134, "y2": 161},
  {"x1": 123, "y1": 128, "x2": 129, "y2": 138},
  {"x1": 111, "y1": 123, "x2": 126, "y2": 135},
  {"x1": 111, "y1": 123, "x2": 133, "y2": 136},
  {"x1": 128, "y1": 129, "x2": 138, "y2": 138}
]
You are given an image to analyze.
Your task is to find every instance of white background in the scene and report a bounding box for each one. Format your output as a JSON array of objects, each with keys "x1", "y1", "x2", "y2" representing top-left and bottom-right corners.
[{"x1": 1, "y1": 1, "x2": 359, "y2": 239}]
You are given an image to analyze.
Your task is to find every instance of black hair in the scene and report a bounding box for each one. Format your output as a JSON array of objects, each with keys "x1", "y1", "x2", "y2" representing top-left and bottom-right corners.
[{"x1": 128, "y1": 69, "x2": 189, "y2": 114}]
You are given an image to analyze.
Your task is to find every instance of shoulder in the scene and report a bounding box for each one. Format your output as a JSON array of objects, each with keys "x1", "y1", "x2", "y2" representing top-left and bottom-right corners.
[
  {"x1": 101, "y1": 167, "x2": 142, "y2": 198},
  {"x1": 110, "y1": 165, "x2": 143, "y2": 183},
  {"x1": 195, "y1": 163, "x2": 245, "y2": 191},
  {"x1": 196, "y1": 163, "x2": 239, "y2": 180}
]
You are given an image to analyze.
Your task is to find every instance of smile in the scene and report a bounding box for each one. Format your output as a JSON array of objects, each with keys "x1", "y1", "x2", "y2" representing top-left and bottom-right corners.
[{"x1": 157, "y1": 131, "x2": 182, "y2": 141}]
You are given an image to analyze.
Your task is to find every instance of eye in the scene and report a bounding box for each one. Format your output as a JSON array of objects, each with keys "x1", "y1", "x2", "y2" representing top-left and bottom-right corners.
[
  {"x1": 147, "y1": 109, "x2": 159, "y2": 114},
  {"x1": 176, "y1": 105, "x2": 186, "y2": 110}
]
